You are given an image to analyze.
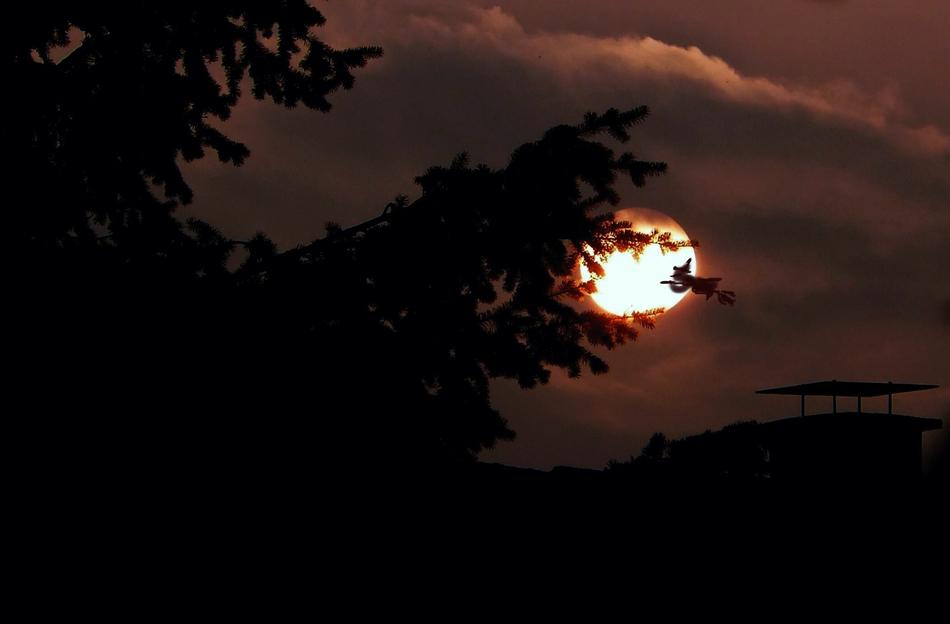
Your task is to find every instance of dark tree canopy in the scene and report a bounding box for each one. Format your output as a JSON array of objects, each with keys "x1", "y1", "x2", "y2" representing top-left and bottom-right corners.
[
  {"x1": 269, "y1": 109, "x2": 684, "y2": 462},
  {"x1": 606, "y1": 423, "x2": 768, "y2": 487},
  {"x1": 9, "y1": 4, "x2": 688, "y2": 471},
  {"x1": 7, "y1": 2, "x2": 381, "y2": 252}
]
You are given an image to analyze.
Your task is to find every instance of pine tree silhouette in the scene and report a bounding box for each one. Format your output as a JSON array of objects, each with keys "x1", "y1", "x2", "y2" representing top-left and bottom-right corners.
[
  {"x1": 8, "y1": 5, "x2": 699, "y2": 482},
  {"x1": 8, "y1": 3, "x2": 381, "y2": 256},
  {"x1": 260, "y1": 108, "x2": 687, "y2": 465}
]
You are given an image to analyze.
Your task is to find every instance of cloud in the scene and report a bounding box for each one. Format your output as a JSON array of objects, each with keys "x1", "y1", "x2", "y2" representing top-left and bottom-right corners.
[{"x1": 398, "y1": 6, "x2": 950, "y2": 156}]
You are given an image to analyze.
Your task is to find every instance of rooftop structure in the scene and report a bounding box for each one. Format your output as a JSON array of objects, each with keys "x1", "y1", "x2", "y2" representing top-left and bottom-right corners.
[
  {"x1": 751, "y1": 380, "x2": 941, "y2": 485},
  {"x1": 756, "y1": 379, "x2": 939, "y2": 416}
]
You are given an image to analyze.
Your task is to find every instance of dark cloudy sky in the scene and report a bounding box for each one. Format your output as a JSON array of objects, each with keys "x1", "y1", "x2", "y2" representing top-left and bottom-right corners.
[{"x1": 182, "y1": 0, "x2": 949, "y2": 469}]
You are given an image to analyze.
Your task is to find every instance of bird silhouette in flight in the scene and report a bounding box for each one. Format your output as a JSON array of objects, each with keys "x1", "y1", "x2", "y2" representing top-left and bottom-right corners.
[{"x1": 661, "y1": 259, "x2": 736, "y2": 305}]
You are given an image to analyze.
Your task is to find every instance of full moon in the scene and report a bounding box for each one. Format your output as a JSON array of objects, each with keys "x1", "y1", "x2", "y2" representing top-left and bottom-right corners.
[{"x1": 579, "y1": 207, "x2": 697, "y2": 316}]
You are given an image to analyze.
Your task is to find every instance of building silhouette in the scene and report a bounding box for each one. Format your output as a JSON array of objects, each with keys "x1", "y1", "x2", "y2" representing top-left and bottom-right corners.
[
  {"x1": 751, "y1": 380, "x2": 942, "y2": 486},
  {"x1": 667, "y1": 380, "x2": 943, "y2": 487},
  {"x1": 468, "y1": 380, "x2": 943, "y2": 494}
]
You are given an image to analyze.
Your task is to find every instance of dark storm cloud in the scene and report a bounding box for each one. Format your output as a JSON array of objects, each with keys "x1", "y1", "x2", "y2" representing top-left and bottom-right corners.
[{"x1": 182, "y1": 1, "x2": 949, "y2": 468}]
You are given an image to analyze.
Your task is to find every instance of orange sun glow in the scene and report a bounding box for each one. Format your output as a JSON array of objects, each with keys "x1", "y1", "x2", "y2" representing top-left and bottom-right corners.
[{"x1": 579, "y1": 207, "x2": 697, "y2": 316}]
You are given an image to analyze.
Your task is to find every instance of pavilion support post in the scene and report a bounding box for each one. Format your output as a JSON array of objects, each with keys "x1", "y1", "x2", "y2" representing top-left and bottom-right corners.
[
  {"x1": 857, "y1": 396, "x2": 862, "y2": 413},
  {"x1": 833, "y1": 395, "x2": 837, "y2": 414},
  {"x1": 801, "y1": 394, "x2": 805, "y2": 417},
  {"x1": 888, "y1": 393, "x2": 892, "y2": 414}
]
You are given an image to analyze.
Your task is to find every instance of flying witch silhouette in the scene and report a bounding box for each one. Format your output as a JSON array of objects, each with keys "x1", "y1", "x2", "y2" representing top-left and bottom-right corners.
[{"x1": 661, "y1": 258, "x2": 736, "y2": 305}]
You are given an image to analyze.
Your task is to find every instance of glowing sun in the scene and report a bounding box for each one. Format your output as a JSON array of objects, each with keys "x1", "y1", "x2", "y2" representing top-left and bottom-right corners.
[{"x1": 579, "y1": 207, "x2": 697, "y2": 316}]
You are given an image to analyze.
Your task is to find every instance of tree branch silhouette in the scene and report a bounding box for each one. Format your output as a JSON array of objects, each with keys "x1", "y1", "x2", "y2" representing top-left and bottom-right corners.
[
  {"x1": 228, "y1": 107, "x2": 694, "y2": 460},
  {"x1": 9, "y1": 3, "x2": 381, "y2": 254},
  {"x1": 10, "y1": 5, "x2": 715, "y2": 466}
]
